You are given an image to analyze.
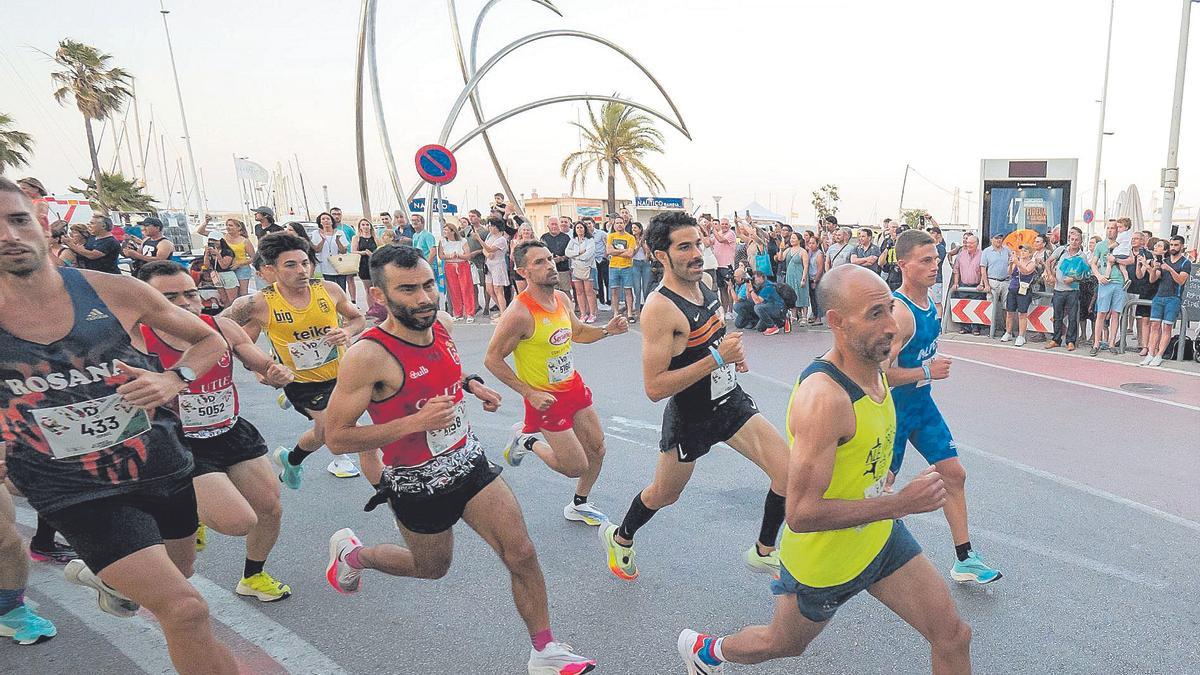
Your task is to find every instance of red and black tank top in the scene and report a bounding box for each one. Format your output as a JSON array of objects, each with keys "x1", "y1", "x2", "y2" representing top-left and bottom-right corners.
[{"x1": 141, "y1": 314, "x2": 240, "y2": 438}]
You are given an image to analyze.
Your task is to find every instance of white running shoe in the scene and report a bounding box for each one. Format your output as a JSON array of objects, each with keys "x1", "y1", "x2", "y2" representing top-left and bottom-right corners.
[
  {"x1": 1000, "y1": 332, "x2": 1012, "y2": 342},
  {"x1": 1014, "y1": 335, "x2": 1026, "y2": 347},
  {"x1": 326, "y1": 455, "x2": 360, "y2": 478},
  {"x1": 64, "y1": 559, "x2": 139, "y2": 618},
  {"x1": 503, "y1": 423, "x2": 531, "y2": 467},
  {"x1": 277, "y1": 391, "x2": 292, "y2": 410},
  {"x1": 1138, "y1": 355, "x2": 1154, "y2": 366},
  {"x1": 326, "y1": 528, "x2": 363, "y2": 594},
  {"x1": 1149, "y1": 355, "x2": 1163, "y2": 367},
  {"x1": 678, "y1": 629, "x2": 724, "y2": 674},
  {"x1": 527, "y1": 642, "x2": 596, "y2": 675},
  {"x1": 563, "y1": 501, "x2": 607, "y2": 526}
]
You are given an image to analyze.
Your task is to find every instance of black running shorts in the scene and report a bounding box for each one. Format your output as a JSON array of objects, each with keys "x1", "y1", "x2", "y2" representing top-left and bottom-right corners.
[
  {"x1": 659, "y1": 387, "x2": 760, "y2": 462},
  {"x1": 40, "y1": 478, "x2": 199, "y2": 573},
  {"x1": 283, "y1": 378, "x2": 337, "y2": 419},
  {"x1": 387, "y1": 452, "x2": 502, "y2": 534},
  {"x1": 186, "y1": 418, "x2": 269, "y2": 476}
]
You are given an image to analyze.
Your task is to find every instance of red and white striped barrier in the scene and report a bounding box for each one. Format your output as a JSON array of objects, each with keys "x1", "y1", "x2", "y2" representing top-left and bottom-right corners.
[
  {"x1": 950, "y1": 299, "x2": 992, "y2": 325},
  {"x1": 1026, "y1": 305, "x2": 1055, "y2": 332}
]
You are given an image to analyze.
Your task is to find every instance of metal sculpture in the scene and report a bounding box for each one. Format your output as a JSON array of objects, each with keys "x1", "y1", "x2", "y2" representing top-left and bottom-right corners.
[{"x1": 354, "y1": 0, "x2": 691, "y2": 230}]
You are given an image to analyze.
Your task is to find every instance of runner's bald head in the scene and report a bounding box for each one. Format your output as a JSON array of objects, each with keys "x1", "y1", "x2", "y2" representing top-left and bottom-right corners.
[{"x1": 817, "y1": 264, "x2": 889, "y2": 315}]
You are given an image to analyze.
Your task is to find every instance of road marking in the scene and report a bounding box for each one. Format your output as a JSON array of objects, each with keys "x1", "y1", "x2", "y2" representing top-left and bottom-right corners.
[
  {"x1": 940, "y1": 336, "x2": 1200, "y2": 379},
  {"x1": 947, "y1": 354, "x2": 1200, "y2": 413},
  {"x1": 14, "y1": 505, "x2": 348, "y2": 675},
  {"x1": 609, "y1": 416, "x2": 661, "y2": 432}
]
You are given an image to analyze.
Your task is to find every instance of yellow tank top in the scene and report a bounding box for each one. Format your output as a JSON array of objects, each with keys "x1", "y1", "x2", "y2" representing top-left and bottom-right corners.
[
  {"x1": 263, "y1": 281, "x2": 343, "y2": 383},
  {"x1": 513, "y1": 291, "x2": 577, "y2": 392},
  {"x1": 227, "y1": 239, "x2": 249, "y2": 264},
  {"x1": 779, "y1": 359, "x2": 895, "y2": 588}
]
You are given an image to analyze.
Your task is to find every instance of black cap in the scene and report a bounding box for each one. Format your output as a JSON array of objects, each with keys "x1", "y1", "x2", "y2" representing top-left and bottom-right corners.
[
  {"x1": 252, "y1": 206, "x2": 275, "y2": 218},
  {"x1": 141, "y1": 216, "x2": 164, "y2": 229}
]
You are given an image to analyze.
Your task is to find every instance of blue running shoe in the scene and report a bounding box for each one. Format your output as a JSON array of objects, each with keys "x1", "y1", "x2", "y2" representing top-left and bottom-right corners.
[
  {"x1": 271, "y1": 446, "x2": 304, "y2": 490},
  {"x1": 950, "y1": 551, "x2": 1002, "y2": 584},
  {"x1": 0, "y1": 605, "x2": 57, "y2": 645}
]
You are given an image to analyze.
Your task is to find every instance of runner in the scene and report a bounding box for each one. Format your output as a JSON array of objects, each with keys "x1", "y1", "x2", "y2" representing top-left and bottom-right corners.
[
  {"x1": 220, "y1": 232, "x2": 383, "y2": 486},
  {"x1": 321, "y1": 245, "x2": 597, "y2": 675},
  {"x1": 886, "y1": 229, "x2": 1001, "y2": 583},
  {"x1": 484, "y1": 240, "x2": 627, "y2": 526},
  {"x1": 599, "y1": 212, "x2": 789, "y2": 580},
  {"x1": 0, "y1": 478, "x2": 57, "y2": 644},
  {"x1": 677, "y1": 264, "x2": 972, "y2": 674},
  {"x1": 0, "y1": 177, "x2": 238, "y2": 673},
  {"x1": 134, "y1": 260, "x2": 295, "y2": 601}
]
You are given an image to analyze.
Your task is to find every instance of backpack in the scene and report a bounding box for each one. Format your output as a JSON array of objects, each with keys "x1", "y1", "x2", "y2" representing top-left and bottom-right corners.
[{"x1": 776, "y1": 282, "x2": 798, "y2": 309}]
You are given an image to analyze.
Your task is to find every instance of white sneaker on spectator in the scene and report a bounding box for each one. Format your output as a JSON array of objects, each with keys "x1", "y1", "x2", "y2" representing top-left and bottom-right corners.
[
  {"x1": 1138, "y1": 355, "x2": 1154, "y2": 366},
  {"x1": 1148, "y1": 355, "x2": 1163, "y2": 367},
  {"x1": 1014, "y1": 335, "x2": 1026, "y2": 347},
  {"x1": 1000, "y1": 332, "x2": 1012, "y2": 342}
]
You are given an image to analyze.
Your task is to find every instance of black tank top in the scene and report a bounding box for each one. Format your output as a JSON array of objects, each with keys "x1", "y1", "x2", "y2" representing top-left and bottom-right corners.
[
  {"x1": 0, "y1": 267, "x2": 192, "y2": 513},
  {"x1": 356, "y1": 236, "x2": 377, "y2": 277},
  {"x1": 656, "y1": 284, "x2": 741, "y2": 412}
]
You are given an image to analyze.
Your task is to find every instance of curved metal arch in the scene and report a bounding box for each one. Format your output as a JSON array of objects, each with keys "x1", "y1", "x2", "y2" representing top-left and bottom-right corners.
[
  {"x1": 439, "y1": 30, "x2": 690, "y2": 146},
  {"x1": 406, "y1": 95, "x2": 691, "y2": 203},
  {"x1": 469, "y1": 0, "x2": 562, "y2": 76},
  {"x1": 366, "y1": 0, "x2": 409, "y2": 217}
]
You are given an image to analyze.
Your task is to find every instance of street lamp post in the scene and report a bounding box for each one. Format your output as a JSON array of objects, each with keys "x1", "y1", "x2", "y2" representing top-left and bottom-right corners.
[
  {"x1": 713, "y1": 195, "x2": 722, "y2": 220},
  {"x1": 1159, "y1": 0, "x2": 1197, "y2": 238}
]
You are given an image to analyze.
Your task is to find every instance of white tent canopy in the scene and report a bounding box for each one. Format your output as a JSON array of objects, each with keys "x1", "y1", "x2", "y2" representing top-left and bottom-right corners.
[{"x1": 738, "y1": 201, "x2": 788, "y2": 224}]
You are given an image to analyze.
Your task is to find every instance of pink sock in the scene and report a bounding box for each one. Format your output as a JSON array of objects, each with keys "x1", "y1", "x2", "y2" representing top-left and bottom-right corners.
[
  {"x1": 531, "y1": 628, "x2": 554, "y2": 651},
  {"x1": 344, "y1": 546, "x2": 364, "y2": 570}
]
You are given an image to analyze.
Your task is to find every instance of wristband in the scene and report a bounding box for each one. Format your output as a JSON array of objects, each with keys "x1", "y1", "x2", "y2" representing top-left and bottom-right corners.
[
  {"x1": 462, "y1": 374, "x2": 485, "y2": 389},
  {"x1": 921, "y1": 363, "x2": 931, "y2": 380},
  {"x1": 709, "y1": 345, "x2": 726, "y2": 369}
]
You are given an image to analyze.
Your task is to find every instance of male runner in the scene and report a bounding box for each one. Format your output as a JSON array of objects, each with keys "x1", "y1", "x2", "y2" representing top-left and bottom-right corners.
[
  {"x1": 678, "y1": 264, "x2": 972, "y2": 674},
  {"x1": 221, "y1": 232, "x2": 382, "y2": 485},
  {"x1": 600, "y1": 212, "x2": 789, "y2": 580},
  {"x1": 1, "y1": 477, "x2": 57, "y2": 644},
  {"x1": 886, "y1": 229, "x2": 1001, "y2": 583},
  {"x1": 0, "y1": 177, "x2": 238, "y2": 673},
  {"x1": 484, "y1": 240, "x2": 627, "y2": 526},
  {"x1": 134, "y1": 260, "x2": 294, "y2": 600},
  {"x1": 322, "y1": 245, "x2": 596, "y2": 675}
]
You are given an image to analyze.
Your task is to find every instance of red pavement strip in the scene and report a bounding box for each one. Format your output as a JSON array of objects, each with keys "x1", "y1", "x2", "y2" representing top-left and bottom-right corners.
[{"x1": 939, "y1": 338, "x2": 1200, "y2": 409}]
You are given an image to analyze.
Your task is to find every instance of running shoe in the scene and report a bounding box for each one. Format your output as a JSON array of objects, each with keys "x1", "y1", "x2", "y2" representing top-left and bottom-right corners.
[
  {"x1": 503, "y1": 424, "x2": 531, "y2": 467},
  {"x1": 277, "y1": 391, "x2": 292, "y2": 410},
  {"x1": 599, "y1": 523, "x2": 638, "y2": 580},
  {"x1": 1149, "y1": 355, "x2": 1163, "y2": 367},
  {"x1": 326, "y1": 528, "x2": 364, "y2": 594},
  {"x1": 563, "y1": 501, "x2": 607, "y2": 526},
  {"x1": 1014, "y1": 335, "x2": 1026, "y2": 347},
  {"x1": 950, "y1": 551, "x2": 1002, "y2": 584},
  {"x1": 466, "y1": 315, "x2": 476, "y2": 324},
  {"x1": 235, "y1": 571, "x2": 292, "y2": 602},
  {"x1": 1000, "y1": 332, "x2": 1012, "y2": 342},
  {"x1": 528, "y1": 641, "x2": 597, "y2": 675},
  {"x1": 1138, "y1": 354, "x2": 1154, "y2": 366},
  {"x1": 743, "y1": 545, "x2": 780, "y2": 576},
  {"x1": 1089, "y1": 345, "x2": 1101, "y2": 356},
  {"x1": 271, "y1": 446, "x2": 304, "y2": 490},
  {"x1": 585, "y1": 315, "x2": 595, "y2": 324},
  {"x1": 195, "y1": 522, "x2": 207, "y2": 553},
  {"x1": 677, "y1": 629, "x2": 724, "y2": 674},
  {"x1": 326, "y1": 455, "x2": 361, "y2": 478},
  {"x1": 763, "y1": 326, "x2": 780, "y2": 336},
  {"x1": 28, "y1": 540, "x2": 78, "y2": 564},
  {"x1": 64, "y1": 559, "x2": 139, "y2": 618},
  {"x1": 0, "y1": 605, "x2": 57, "y2": 645}
]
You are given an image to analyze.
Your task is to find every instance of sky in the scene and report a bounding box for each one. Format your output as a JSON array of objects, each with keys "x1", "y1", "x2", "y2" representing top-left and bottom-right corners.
[{"x1": 3, "y1": 0, "x2": 1199, "y2": 227}]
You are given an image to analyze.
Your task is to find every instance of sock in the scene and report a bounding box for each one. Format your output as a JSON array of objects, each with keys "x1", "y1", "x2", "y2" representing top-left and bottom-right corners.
[
  {"x1": 616, "y1": 492, "x2": 658, "y2": 542},
  {"x1": 243, "y1": 559, "x2": 265, "y2": 579},
  {"x1": 344, "y1": 546, "x2": 364, "y2": 570},
  {"x1": 573, "y1": 494, "x2": 588, "y2": 506},
  {"x1": 531, "y1": 628, "x2": 554, "y2": 651},
  {"x1": 758, "y1": 490, "x2": 787, "y2": 549},
  {"x1": 955, "y1": 541, "x2": 972, "y2": 562},
  {"x1": 0, "y1": 589, "x2": 24, "y2": 615},
  {"x1": 288, "y1": 445, "x2": 313, "y2": 466},
  {"x1": 521, "y1": 435, "x2": 538, "y2": 452},
  {"x1": 697, "y1": 636, "x2": 724, "y2": 666},
  {"x1": 31, "y1": 516, "x2": 57, "y2": 548}
]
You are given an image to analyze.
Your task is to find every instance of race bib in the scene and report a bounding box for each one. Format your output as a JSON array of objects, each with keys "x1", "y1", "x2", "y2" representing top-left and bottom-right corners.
[
  {"x1": 31, "y1": 393, "x2": 151, "y2": 459},
  {"x1": 864, "y1": 475, "x2": 886, "y2": 499},
  {"x1": 425, "y1": 402, "x2": 468, "y2": 456},
  {"x1": 287, "y1": 338, "x2": 337, "y2": 371},
  {"x1": 547, "y1": 352, "x2": 574, "y2": 384},
  {"x1": 179, "y1": 387, "x2": 236, "y2": 429},
  {"x1": 710, "y1": 363, "x2": 737, "y2": 400}
]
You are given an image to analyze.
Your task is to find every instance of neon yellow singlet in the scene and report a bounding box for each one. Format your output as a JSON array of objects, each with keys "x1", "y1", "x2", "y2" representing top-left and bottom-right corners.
[
  {"x1": 513, "y1": 291, "x2": 577, "y2": 392},
  {"x1": 779, "y1": 359, "x2": 896, "y2": 588},
  {"x1": 263, "y1": 281, "x2": 343, "y2": 383}
]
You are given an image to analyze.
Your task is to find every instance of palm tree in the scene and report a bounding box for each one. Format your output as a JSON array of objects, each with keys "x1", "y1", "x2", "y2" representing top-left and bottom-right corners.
[
  {"x1": 560, "y1": 99, "x2": 666, "y2": 214},
  {"x1": 49, "y1": 39, "x2": 132, "y2": 213},
  {"x1": 71, "y1": 171, "x2": 156, "y2": 213},
  {"x1": 0, "y1": 113, "x2": 35, "y2": 173}
]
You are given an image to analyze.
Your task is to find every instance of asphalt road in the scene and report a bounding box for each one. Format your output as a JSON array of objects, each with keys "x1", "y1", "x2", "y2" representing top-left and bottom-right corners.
[{"x1": 5, "y1": 318, "x2": 1199, "y2": 674}]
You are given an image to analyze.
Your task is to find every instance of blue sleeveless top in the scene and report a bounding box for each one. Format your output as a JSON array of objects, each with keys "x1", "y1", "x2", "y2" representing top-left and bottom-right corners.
[{"x1": 891, "y1": 290, "x2": 940, "y2": 403}]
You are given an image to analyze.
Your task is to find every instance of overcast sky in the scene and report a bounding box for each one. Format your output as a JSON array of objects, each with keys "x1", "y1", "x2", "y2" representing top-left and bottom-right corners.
[{"x1": 3, "y1": 0, "x2": 1198, "y2": 225}]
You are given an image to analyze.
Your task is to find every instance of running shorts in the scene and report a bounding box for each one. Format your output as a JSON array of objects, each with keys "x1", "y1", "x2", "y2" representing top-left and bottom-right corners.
[
  {"x1": 41, "y1": 478, "x2": 199, "y2": 573},
  {"x1": 890, "y1": 394, "x2": 957, "y2": 474},
  {"x1": 186, "y1": 418, "x2": 269, "y2": 476},
  {"x1": 659, "y1": 386, "x2": 759, "y2": 462},
  {"x1": 772, "y1": 519, "x2": 921, "y2": 622},
  {"x1": 522, "y1": 376, "x2": 593, "y2": 434},
  {"x1": 283, "y1": 378, "x2": 337, "y2": 419},
  {"x1": 387, "y1": 451, "x2": 502, "y2": 534}
]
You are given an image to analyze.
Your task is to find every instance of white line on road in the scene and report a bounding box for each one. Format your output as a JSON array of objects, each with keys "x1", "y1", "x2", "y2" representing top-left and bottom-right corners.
[{"x1": 14, "y1": 505, "x2": 348, "y2": 675}]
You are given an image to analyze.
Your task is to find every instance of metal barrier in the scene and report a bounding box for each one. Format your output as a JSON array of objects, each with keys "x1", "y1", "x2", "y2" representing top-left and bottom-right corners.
[
  {"x1": 1117, "y1": 298, "x2": 1192, "y2": 361},
  {"x1": 941, "y1": 285, "x2": 1052, "y2": 338}
]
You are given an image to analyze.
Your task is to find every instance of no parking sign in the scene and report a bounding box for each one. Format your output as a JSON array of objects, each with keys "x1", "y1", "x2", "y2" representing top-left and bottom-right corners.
[{"x1": 414, "y1": 144, "x2": 457, "y2": 185}]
